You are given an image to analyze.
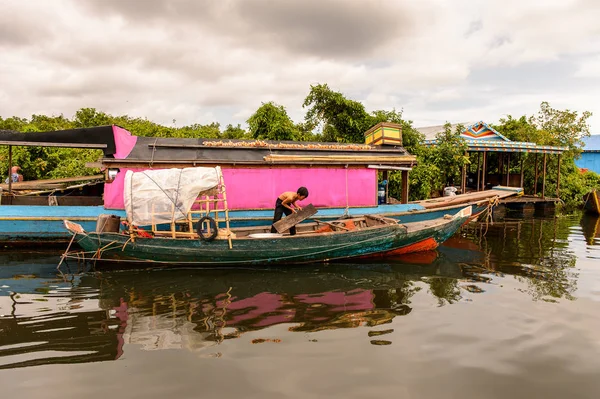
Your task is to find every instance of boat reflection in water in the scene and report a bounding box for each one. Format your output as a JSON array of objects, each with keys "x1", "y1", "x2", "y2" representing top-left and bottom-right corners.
[
  {"x1": 580, "y1": 213, "x2": 600, "y2": 245},
  {"x1": 0, "y1": 214, "x2": 582, "y2": 369}
]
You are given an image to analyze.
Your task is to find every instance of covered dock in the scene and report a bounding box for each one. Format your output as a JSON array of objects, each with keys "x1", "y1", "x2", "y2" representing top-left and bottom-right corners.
[{"x1": 417, "y1": 121, "x2": 568, "y2": 204}]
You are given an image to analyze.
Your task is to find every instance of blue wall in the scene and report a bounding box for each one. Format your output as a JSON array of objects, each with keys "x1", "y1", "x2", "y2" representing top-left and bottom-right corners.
[{"x1": 575, "y1": 152, "x2": 600, "y2": 174}]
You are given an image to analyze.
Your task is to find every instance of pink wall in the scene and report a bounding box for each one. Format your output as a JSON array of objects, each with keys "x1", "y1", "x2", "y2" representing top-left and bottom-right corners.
[
  {"x1": 104, "y1": 167, "x2": 377, "y2": 210},
  {"x1": 104, "y1": 168, "x2": 143, "y2": 210},
  {"x1": 222, "y1": 168, "x2": 376, "y2": 209}
]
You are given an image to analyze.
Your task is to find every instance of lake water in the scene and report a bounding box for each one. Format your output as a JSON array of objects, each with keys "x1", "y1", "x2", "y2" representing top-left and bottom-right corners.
[{"x1": 1, "y1": 212, "x2": 600, "y2": 398}]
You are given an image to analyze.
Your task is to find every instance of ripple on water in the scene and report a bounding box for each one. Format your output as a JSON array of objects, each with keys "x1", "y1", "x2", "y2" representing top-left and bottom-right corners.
[{"x1": 1, "y1": 213, "x2": 600, "y2": 397}]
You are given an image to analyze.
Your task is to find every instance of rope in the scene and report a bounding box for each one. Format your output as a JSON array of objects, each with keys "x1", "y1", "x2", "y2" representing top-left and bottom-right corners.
[
  {"x1": 171, "y1": 169, "x2": 184, "y2": 222},
  {"x1": 482, "y1": 196, "x2": 499, "y2": 237},
  {"x1": 149, "y1": 137, "x2": 158, "y2": 167}
]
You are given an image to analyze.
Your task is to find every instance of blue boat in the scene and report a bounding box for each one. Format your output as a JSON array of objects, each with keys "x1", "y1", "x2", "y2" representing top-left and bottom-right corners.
[
  {"x1": 0, "y1": 201, "x2": 490, "y2": 244},
  {"x1": 0, "y1": 125, "x2": 519, "y2": 244}
]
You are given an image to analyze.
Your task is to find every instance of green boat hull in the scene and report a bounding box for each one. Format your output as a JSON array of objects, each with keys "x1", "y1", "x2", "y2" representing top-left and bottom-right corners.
[{"x1": 72, "y1": 212, "x2": 468, "y2": 266}]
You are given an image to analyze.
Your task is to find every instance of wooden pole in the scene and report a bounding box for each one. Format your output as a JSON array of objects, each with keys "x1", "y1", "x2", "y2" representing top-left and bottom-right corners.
[
  {"x1": 542, "y1": 153, "x2": 547, "y2": 199},
  {"x1": 7, "y1": 145, "x2": 12, "y2": 197},
  {"x1": 401, "y1": 170, "x2": 409, "y2": 204},
  {"x1": 520, "y1": 154, "x2": 524, "y2": 189},
  {"x1": 461, "y1": 151, "x2": 467, "y2": 194},
  {"x1": 481, "y1": 152, "x2": 487, "y2": 190},
  {"x1": 534, "y1": 153, "x2": 539, "y2": 196},
  {"x1": 476, "y1": 152, "x2": 481, "y2": 191},
  {"x1": 383, "y1": 170, "x2": 389, "y2": 204},
  {"x1": 506, "y1": 153, "x2": 511, "y2": 186},
  {"x1": 556, "y1": 154, "x2": 561, "y2": 198}
]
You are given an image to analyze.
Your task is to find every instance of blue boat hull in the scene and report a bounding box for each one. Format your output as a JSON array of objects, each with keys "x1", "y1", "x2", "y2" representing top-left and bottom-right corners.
[{"x1": 0, "y1": 202, "x2": 487, "y2": 244}]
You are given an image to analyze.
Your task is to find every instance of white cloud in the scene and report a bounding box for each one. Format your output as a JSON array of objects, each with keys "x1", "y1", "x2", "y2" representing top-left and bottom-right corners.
[{"x1": 0, "y1": 0, "x2": 599, "y2": 132}]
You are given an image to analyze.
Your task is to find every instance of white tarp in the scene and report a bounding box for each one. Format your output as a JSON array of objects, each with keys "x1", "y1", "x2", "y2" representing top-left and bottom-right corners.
[{"x1": 124, "y1": 167, "x2": 221, "y2": 226}]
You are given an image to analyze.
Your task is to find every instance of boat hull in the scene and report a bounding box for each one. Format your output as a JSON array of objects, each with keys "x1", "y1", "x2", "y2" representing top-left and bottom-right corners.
[
  {"x1": 0, "y1": 202, "x2": 486, "y2": 244},
  {"x1": 583, "y1": 190, "x2": 600, "y2": 215},
  {"x1": 72, "y1": 212, "x2": 469, "y2": 266}
]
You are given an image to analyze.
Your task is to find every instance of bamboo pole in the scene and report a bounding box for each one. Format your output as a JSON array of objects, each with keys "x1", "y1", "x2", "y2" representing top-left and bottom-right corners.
[
  {"x1": 220, "y1": 174, "x2": 232, "y2": 249},
  {"x1": 171, "y1": 203, "x2": 176, "y2": 238}
]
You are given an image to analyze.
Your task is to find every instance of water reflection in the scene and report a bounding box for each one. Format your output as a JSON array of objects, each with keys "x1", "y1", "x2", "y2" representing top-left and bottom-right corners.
[
  {"x1": 0, "y1": 213, "x2": 594, "y2": 370},
  {"x1": 580, "y1": 213, "x2": 600, "y2": 245}
]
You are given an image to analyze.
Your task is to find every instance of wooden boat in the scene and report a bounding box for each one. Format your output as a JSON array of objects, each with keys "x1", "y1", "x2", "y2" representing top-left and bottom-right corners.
[
  {"x1": 583, "y1": 189, "x2": 599, "y2": 215},
  {"x1": 63, "y1": 207, "x2": 471, "y2": 266},
  {"x1": 0, "y1": 126, "x2": 520, "y2": 245},
  {"x1": 61, "y1": 166, "x2": 471, "y2": 266}
]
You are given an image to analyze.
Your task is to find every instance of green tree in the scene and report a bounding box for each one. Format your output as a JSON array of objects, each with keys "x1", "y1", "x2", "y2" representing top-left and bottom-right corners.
[
  {"x1": 247, "y1": 102, "x2": 299, "y2": 141},
  {"x1": 495, "y1": 102, "x2": 595, "y2": 208},
  {"x1": 222, "y1": 124, "x2": 249, "y2": 139},
  {"x1": 303, "y1": 83, "x2": 371, "y2": 143}
]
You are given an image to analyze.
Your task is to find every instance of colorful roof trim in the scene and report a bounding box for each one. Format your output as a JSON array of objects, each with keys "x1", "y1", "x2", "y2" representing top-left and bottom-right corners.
[{"x1": 423, "y1": 121, "x2": 567, "y2": 154}]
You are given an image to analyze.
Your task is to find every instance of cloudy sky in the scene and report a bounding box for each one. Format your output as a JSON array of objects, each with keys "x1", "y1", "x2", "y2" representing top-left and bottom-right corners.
[{"x1": 1, "y1": 0, "x2": 599, "y2": 132}]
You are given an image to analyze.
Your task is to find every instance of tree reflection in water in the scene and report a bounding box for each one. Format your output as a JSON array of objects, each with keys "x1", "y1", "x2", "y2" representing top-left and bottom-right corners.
[{"x1": 0, "y1": 213, "x2": 588, "y2": 368}]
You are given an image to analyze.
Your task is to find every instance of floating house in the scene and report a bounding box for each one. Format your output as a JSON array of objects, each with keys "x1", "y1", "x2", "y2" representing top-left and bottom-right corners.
[
  {"x1": 0, "y1": 123, "x2": 423, "y2": 242},
  {"x1": 575, "y1": 135, "x2": 600, "y2": 174},
  {"x1": 416, "y1": 121, "x2": 567, "y2": 198},
  {"x1": 99, "y1": 123, "x2": 415, "y2": 210}
]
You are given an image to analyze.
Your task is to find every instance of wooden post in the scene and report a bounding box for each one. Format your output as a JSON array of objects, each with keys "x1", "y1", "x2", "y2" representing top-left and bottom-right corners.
[
  {"x1": 7, "y1": 145, "x2": 12, "y2": 197},
  {"x1": 542, "y1": 153, "x2": 547, "y2": 199},
  {"x1": 534, "y1": 153, "x2": 539, "y2": 196},
  {"x1": 506, "y1": 153, "x2": 511, "y2": 186},
  {"x1": 520, "y1": 154, "x2": 524, "y2": 189},
  {"x1": 383, "y1": 170, "x2": 389, "y2": 204},
  {"x1": 461, "y1": 151, "x2": 467, "y2": 194},
  {"x1": 481, "y1": 152, "x2": 487, "y2": 190},
  {"x1": 556, "y1": 154, "x2": 561, "y2": 198},
  {"x1": 401, "y1": 170, "x2": 409, "y2": 204},
  {"x1": 476, "y1": 152, "x2": 481, "y2": 191},
  {"x1": 499, "y1": 153, "x2": 503, "y2": 184}
]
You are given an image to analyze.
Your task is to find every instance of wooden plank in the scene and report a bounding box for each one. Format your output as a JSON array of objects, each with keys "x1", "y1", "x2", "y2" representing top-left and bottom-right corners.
[
  {"x1": 0, "y1": 141, "x2": 107, "y2": 149},
  {"x1": 0, "y1": 175, "x2": 104, "y2": 190},
  {"x1": 272, "y1": 204, "x2": 318, "y2": 233}
]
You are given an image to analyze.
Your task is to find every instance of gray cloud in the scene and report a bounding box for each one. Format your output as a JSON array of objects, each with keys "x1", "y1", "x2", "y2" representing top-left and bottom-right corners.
[
  {"x1": 0, "y1": 5, "x2": 52, "y2": 47},
  {"x1": 78, "y1": 0, "x2": 413, "y2": 59},
  {"x1": 1, "y1": 0, "x2": 599, "y2": 133}
]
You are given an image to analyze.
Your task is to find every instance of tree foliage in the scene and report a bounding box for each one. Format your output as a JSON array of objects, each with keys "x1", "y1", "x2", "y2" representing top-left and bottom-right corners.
[
  {"x1": 0, "y1": 95, "x2": 595, "y2": 209},
  {"x1": 495, "y1": 102, "x2": 595, "y2": 208},
  {"x1": 246, "y1": 102, "x2": 299, "y2": 141}
]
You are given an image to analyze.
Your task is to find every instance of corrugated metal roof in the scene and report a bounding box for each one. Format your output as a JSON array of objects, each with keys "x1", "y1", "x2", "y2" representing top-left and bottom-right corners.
[
  {"x1": 416, "y1": 122, "x2": 478, "y2": 140},
  {"x1": 581, "y1": 135, "x2": 600, "y2": 152},
  {"x1": 110, "y1": 136, "x2": 417, "y2": 166},
  {"x1": 0, "y1": 126, "x2": 116, "y2": 154}
]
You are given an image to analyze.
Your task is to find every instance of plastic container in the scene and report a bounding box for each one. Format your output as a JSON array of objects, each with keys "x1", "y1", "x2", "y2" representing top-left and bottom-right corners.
[{"x1": 96, "y1": 214, "x2": 121, "y2": 233}]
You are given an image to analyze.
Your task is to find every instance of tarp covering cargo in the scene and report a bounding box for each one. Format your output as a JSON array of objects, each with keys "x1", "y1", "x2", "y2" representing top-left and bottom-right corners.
[{"x1": 124, "y1": 167, "x2": 221, "y2": 226}]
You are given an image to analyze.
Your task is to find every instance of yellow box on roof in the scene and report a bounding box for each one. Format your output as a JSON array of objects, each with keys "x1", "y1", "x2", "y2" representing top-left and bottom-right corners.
[{"x1": 364, "y1": 122, "x2": 403, "y2": 146}]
